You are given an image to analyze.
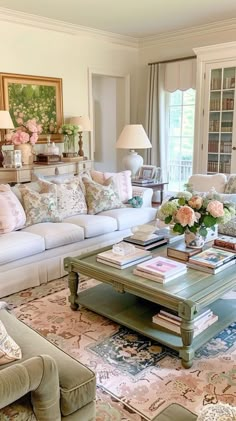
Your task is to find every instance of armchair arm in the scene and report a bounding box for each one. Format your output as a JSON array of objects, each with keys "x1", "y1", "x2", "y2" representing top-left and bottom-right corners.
[
  {"x1": 0, "y1": 355, "x2": 61, "y2": 420},
  {"x1": 131, "y1": 186, "x2": 153, "y2": 207}
]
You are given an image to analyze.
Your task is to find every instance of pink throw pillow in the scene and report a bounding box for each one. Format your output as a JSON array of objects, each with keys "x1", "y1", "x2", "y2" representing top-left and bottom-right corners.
[
  {"x1": 91, "y1": 170, "x2": 132, "y2": 203},
  {"x1": 0, "y1": 185, "x2": 26, "y2": 234}
]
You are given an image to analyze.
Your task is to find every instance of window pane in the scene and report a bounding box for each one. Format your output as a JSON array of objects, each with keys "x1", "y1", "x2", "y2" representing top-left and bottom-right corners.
[
  {"x1": 169, "y1": 90, "x2": 182, "y2": 106},
  {"x1": 169, "y1": 107, "x2": 181, "y2": 136},
  {"x1": 182, "y1": 106, "x2": 195, "y2": 136},
  {"x1": 183, "y1": 89, "x2": 195, "y2": 105}
]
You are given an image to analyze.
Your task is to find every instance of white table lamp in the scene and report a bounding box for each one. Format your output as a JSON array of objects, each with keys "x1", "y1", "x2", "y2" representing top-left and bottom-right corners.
[
  {"x1": 0, "y1": 110, "x2": 14, "y2": 141},
  {"x1": 116, "y1": 124, "x2": 152, "y2": 177},
  {"x1": 70, "y1": 115, "x2": 92, "y2": 157}
]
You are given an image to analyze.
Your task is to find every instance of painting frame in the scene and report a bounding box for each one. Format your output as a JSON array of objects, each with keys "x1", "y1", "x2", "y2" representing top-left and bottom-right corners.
[{"x1": 0, "y1": 72, "x2": 64, "y2": 143}]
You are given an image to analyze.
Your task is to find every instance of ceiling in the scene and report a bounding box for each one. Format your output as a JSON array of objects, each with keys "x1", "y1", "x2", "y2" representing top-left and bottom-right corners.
[{"x1": 1, "y1": 0, "x2": 236, "y2": 38}]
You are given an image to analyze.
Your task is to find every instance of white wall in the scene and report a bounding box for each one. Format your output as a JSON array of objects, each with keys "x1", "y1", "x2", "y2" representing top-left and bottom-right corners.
[{"x1": 0, "y1": 19, "x2": 138, "y2": 160}]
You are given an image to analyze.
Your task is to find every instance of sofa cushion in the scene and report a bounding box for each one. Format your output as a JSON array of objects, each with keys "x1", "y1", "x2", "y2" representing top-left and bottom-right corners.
[
  {"x1": 225, "y1": 174, "x2": 236, "y2": 193},
  {"x1": 22, "y1": 223, "x2": 85, "y2": 249},
  {"x1": 91, "y1": 170, "x2": 132, "y2": 202},
  {"x1": 20, "y1": 186, "x2": 61, "y2": 226},
  {"x1": 39, "y1": 179, "x2": 87, "y2": 218},
  {"x1": 0, "y1": 310, "x2": 96, "y2": 417},
  {"x1": 64, "y1": 214, "x2": 117, "y2": 238},
  {"x1": 99, "y1": 207, "x2": 157, "y2": 230},
  {"x1": 188, "y1": 173, "x2": 227, "y2": 193},
  {"x1": 0, "y1": 185, "x2": 26, "y2": 234},
  {"x1": 0, "y1": 232, "x2": 45, "y2": 265},
  {"x1": 82, "y1": 177, "x2": 124, "y2": 214},
  {"x1": 0, "y1": 320, "x2": 22, "y2": 365}
]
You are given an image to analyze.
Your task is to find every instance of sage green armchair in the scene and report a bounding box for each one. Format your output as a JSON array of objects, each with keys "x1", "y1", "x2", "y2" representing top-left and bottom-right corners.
[{"x1": 0, "y1": 309, "x2": 96, "y2": 420}]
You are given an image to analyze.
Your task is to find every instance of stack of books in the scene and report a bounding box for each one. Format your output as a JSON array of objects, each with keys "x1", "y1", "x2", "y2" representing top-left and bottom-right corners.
[
  {"x1": 167, "y1": 242, "x2": 202, "y2": 262},
  {"x1": 213, "y1": 235, "x2": 236, "y2": 253},
  {"x1": 133, "y1": 256, "x2": 187, "y2": 283},
  {"x1": 123, "y1": 235, "x2": 167, "y2": 250},
  {"x1": 132, "y1": 179, "x2": 154, "y2": 185},
  {"x1": 154, "y1": 227, "x2": 184, "y2": 244},
  {"x1": 187, "y1": 247, "x2": 236, "y2": 274},
  {"x1": 96, "y1": 247, "x2": 152, "y2": 269},
  {"x1": 152, "y1": 308, "x2": 218, "y2": 337}
]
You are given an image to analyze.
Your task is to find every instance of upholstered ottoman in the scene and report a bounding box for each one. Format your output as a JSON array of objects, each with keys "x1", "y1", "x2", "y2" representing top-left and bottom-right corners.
[
  {"x1": 0, "y1": 309, "x2": 96, "y2": 420},
  {"x1": 153, "y1": 403, "x2": 197, "y2": 420}
]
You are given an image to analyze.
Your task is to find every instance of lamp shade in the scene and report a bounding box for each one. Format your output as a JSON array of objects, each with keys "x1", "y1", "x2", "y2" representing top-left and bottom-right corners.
[
  {"x1": 116, "y1": 124, "x2": 152, "y2": 149},
  {"x1": 70, "y1": 115, "x2": 92, "y2": 131},
  {"x1": 0, "y1": 111, "x2": 14, "y2": 129}
]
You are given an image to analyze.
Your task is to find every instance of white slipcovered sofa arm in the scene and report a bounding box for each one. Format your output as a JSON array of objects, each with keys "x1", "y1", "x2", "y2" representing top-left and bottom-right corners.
[{"x1": 132, "y1": 186, "x2": 153, "y2": 207}]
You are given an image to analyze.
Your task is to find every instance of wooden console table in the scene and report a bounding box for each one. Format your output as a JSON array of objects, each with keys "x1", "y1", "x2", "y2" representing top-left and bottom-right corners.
[
  {"x1": 64, "y1": 245, "x2": 236, "y2": 368},
  {"x1": 0, "y1": 160, "x2": 93, "y2": 184},
  {"x1": 132, "y1": 181, "x2": 168, "y2": 203}
]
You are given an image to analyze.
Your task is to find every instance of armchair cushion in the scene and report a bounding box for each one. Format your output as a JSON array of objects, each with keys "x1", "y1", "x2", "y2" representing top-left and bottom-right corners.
[{"x1": 188, "y1": 173, "x2": 227, "y2": 193}]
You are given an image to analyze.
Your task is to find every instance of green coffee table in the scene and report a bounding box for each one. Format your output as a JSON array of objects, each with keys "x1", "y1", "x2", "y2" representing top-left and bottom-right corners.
[{"x1": 64, "y1": 245, "x2": 236, "y2": 368}]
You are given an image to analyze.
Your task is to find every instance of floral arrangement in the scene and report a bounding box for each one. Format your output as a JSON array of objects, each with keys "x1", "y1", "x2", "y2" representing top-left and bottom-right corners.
[
  {"x1": 5, "y1": 118, "x2": 42, "y2": 145},
  {"x1": 58, "y1": 124, "x2": 81, "y2": 136},
  {"x1": 158, "y1": 190, "x2": 235, "y2": 237}
]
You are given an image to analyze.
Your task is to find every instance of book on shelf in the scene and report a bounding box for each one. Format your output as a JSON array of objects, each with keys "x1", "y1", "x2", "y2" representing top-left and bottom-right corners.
[
  {"x1": 152, "y1": 311, "x2": 218, "y2": 337},
  {"x1": 187, "y1": 258, "x2": 236, "y2": 274},
  {"x1": 136, "y1": 256, "x2": 186, "y2": 279},
  {"x1": 154, "y1": 227, "x2": 184, "y2": 244},
  {"x1": 96, "y1": 247, "x2": 152, "y2": 267},
  {"x1": 213, "y1": 235, "x2": 236, "y2": 252},
  {"x1": 97, "y1": 254, "x2": 151, "y2": 269},
  {"x1": 159, "y1": 308, "x2": 212, "y2": 325},
  {"x1": 133, "y1": 267, "x2": 186, "y2": 283},
  {"x1": 167, "y1": 242, "x2": 202, "y2": 262},
  {"x1": 188, "y1": 247, "x2": 235, "y2": 268}
]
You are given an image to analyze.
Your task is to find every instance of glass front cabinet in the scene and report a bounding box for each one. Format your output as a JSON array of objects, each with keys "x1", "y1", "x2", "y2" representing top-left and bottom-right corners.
[{"x1": 194, "y1": 43, "x2": 236, "y2": 174}]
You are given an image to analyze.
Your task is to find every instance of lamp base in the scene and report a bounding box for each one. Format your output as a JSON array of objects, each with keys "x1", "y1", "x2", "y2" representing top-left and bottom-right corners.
[{"x1": 122, "y1": 150, "x2": 143, "y2": 177}]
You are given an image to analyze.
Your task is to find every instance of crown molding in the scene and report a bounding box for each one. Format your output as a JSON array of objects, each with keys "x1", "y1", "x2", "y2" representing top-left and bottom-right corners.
[
  {"x1": 139, "y1": 18, "x2": 236, "y2": 49},
  {"x1": 0, "y1": 7, "x2": 139, "y2": 49}
]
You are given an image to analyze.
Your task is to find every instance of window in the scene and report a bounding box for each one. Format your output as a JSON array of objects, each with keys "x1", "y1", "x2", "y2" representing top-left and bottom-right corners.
[{"x1": 166, "y1": 89, "x2": 195, "y2": 191}]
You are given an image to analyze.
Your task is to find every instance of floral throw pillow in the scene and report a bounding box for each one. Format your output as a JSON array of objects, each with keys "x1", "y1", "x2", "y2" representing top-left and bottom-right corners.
[
  {"x1": 82, "y1": 177, "x2": 125, "y2": 215},
  {"x1": 20, "y1": 186, "x2": 61, "y2": 226},
  {"x1": 0, "y1": 320, "x2": 22, "y2": 365},
  {"x1": 0, "y1": 184, "x2": 26, "y2": 234},
  {"x1": 39, "y1": 179, "x2": 87, "y2": 219}
]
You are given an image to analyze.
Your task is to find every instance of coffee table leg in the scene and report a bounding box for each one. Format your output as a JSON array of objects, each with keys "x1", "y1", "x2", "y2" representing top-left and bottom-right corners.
[
  {"x1": 178, "y1": 301, "x2": 196, "y2": 368},
  {"x1": 68, "y1": 271, "x2": 79, "y2": 311}
]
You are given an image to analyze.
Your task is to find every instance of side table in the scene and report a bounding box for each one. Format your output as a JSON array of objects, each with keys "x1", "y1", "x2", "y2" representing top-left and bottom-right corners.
[{"x1": 132, "y1": 181, "x2": 168, "y2": 204}]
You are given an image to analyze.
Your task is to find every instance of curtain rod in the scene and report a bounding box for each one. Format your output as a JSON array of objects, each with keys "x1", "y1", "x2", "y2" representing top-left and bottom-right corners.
[{"x1": 148, "y1": 55, "x2": 196, "y2": 66}]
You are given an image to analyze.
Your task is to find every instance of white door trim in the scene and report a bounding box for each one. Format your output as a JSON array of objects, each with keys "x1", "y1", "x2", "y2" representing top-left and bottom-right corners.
[{"x1": 88, "y1": 67, "x2": 130, "y2": 161}]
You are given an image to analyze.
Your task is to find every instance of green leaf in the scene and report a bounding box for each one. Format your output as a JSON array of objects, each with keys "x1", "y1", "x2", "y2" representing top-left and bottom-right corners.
[
  {"x1": 178, "y1": 197, "x2": 186, "y2": 206},
  {"x1": 165, "y1": 215, "x2": 172, "y2": 224},
  {"x1": 173, "y1": 224, "x2": 184, "y2": 234},
  {"x1": 203, "y1": 215, "x2": 217, "y2": 227}
]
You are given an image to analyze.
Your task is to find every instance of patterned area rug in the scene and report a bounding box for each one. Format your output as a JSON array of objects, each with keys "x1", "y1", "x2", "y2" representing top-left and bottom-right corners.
[{"x1": 4, "y1": 277, "x2": 236, "y2": 420}]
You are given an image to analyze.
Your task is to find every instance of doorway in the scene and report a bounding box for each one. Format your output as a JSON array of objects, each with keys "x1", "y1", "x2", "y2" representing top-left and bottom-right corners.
[{"x1": 89, "y1": 69, "x2": 130, "y2": 172}]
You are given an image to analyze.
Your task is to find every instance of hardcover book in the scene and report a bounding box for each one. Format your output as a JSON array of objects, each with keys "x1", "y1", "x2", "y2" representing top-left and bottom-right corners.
[
  {"x1": 154, "y1": 228, "x2": 184, "y2": 244},
  {"x1": 167, "y1": 242, "x2": 202, "y2": 261},
  {"x1": 188, "y1": 247, "x2": 235, "y2": 268},
  {"x1": 152, "y1": 313, "x2": 218, "y2": 337},
  {"x1": 213, "y1": 235, "x2": 236, "y2": 251},
  {"x1": 97, "y1": 254, "x2": 151, "y2": 269},
  {"x1": 136, "y1": 256, "x2": 186, "y2": 279},
  {"x1": 133, "y1": 267, "x2": 186, "y2": 283},
  {"x1": 123, "y1": 234, "x2": 165, "y2": 246},
  {"x1": 187, "y1": 258, "x2": 236, "y2": 274},
  {"x1": 96, "y1": 247, "x2": 151, "y2": 266}
]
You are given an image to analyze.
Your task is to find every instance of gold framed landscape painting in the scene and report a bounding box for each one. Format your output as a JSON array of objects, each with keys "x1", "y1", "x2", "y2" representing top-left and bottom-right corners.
[{"x1": 0, "y1": 73, "x2": 63, "y2": 143}]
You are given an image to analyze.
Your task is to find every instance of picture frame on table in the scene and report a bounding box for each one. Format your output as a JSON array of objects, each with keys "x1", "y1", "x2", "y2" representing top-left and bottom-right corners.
[
  {"x1": 139, "y1": 165, "x2": 156, "y2": 180},
  {"x1": 0, "y1": 72, "x2": 64, "y2": 143}
]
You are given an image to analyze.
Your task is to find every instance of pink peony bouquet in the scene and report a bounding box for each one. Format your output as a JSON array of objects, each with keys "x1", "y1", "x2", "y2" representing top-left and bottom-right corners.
[
  {"x1": 5, "y1": 118, "x2": 43, "y2": 145},
  {"x1": 158, "y1": 190, "x2": 235, "y2": 237}
]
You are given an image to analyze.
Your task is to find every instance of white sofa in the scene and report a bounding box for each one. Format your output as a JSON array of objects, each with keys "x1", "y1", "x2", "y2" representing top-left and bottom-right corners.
[{"x1": 0, "y1": 179, "x2": 157, "y2": 298}]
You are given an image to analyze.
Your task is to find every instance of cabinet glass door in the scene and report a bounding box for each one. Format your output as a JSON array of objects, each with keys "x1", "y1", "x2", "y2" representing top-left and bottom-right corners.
[{"x1": 206, "y1": 65, "x2": 236, "y2": 174}]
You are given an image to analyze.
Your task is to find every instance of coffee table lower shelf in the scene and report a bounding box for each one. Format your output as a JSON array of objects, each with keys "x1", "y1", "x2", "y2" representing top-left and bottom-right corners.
[{"x1": 77, "y1": 283, "x2": 236, "y2": 366}]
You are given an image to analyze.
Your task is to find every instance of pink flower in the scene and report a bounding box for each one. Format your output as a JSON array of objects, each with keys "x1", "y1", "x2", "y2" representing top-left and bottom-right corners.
[
  {"x1": 176, "y1": 205, "x2": 196, "y2": 227},
  {"x1": 188, "y1": 196, "x2": 203, "y2": 210},
  {"x1": 11, "y1": 131, "x2": 30, "y2": 145},
  {"x1": 26, "y1": 118, "x2": 38, "y2": 133},
  {"x1": 16, "y1": 117, "x2": 23, "y2": 125},
  {"x1": 207, "y1": 200, "x2": 224, "y2": 218},
  {"x1": 29, "y1": 133, "x2": 38, "y2": 144}
]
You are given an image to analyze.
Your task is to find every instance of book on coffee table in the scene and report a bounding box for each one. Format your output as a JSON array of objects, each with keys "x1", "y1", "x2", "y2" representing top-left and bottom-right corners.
[
  {"x1": 167, "y1": 242, "x2": 202, "y2": 261},
  {"x1": 187, "y1": 258, "x2": 236, "y2": 274},
  {"x1": 136, "y1": 256, "x2": 186, "y2": 280},
  {"x1": 133, "y1": 267, "x2": 186, "y2": 283},
  {"x1": 123, "y1": 235, "x2": 167, "y2": 250},
  {"x1": 188, "y1": 247, "x2": 235, "y2": 268},
  {"x1": 154, "y1": 228, "x2": 184, "y2": 244},
  {"x1": 213, "y1": 235, "x2": 236, "y2": 253},
  {"x1": 96, "y1": 247, "x2": 152, "y2": 269}
]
